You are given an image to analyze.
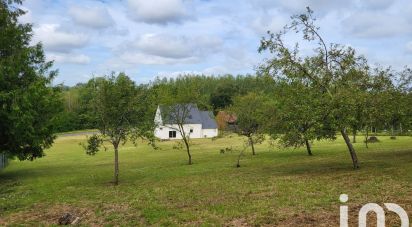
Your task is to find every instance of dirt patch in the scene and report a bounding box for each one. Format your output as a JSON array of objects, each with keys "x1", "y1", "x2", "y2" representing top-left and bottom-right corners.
[
  {"x1": 0, "y1": 202, "x2": 145, "y2": 226},
  {"x1": 225, "y1": 198, "x2": 412, "y2": 227},
  {"x1": 275, "y1": 211, "x2": 338, "y2": 227},
  {"x1": 0, "y1": 203, "x2": 96, "y2": 226},
  {"x1": 226, "y1": 217, "x2": 249, "y2": 227}
]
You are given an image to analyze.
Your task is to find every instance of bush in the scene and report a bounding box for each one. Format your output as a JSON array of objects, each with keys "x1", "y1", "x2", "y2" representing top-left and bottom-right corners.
[
  {"x1": 366, "y1": 136, "x2": 380, "y2": 143},
  {"x1": 219, "y1": 147, "x2": 233, "y2": 154}
]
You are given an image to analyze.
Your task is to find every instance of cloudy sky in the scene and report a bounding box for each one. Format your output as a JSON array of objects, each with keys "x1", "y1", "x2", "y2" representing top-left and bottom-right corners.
[{"x1": 20, "y1": 0, "x2": 412, "y2": 86}]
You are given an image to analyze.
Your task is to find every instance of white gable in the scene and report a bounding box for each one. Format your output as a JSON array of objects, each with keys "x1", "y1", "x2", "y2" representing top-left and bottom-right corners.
[{"x1": 153, "y1": 105, "x2": 218, "y2": 140}]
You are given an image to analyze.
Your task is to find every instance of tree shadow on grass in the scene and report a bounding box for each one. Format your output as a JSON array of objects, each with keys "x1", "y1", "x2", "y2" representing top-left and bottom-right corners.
[
  {"x1": 260, "y1": 149, "x2": 412, "y2": 178},
  {"x1": 0, "y1": 162, "x2": 112, "y2": 186},
  {"x1": 362, "y1": 148, "x2": 412, "y2": 160}
]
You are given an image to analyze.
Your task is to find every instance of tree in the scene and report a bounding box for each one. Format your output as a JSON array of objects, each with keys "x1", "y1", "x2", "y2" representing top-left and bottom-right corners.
[
  {"x1": 399, "y1": 68, "x2": 412, "y2": 133},
  {"x1": 83, "y1": 73, "x2": 155, "y2": 185},
  {"x1": 359, "y1": 67, "x2": 410, "y2": 146},
  {"x1": 274, "y1": 81, "x2": 335, "y2": 155},
  {"x1": 158, "y1": 78, "x2": 206, "y2": 165},
  {"x1": 383, "y1": 68, "x2": 412, "y2": 137},
  {"x1": 161, "y1": 104, "x2": 196, "y2": 165},
  {"x1": 259, "y1": 7, "x2": 371, "y2": 168},
  {"x1": 210, "y1": 83, "x2": 237, "y2": 114},
  {"x1": 0, "y1": 0, "x2": 62, "y2": 160},
  {"x1": 230, "y1": 92, "x2": 276, "y2": 156}
]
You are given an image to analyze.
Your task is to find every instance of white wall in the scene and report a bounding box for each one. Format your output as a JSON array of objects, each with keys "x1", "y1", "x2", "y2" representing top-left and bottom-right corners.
[
  {"x1": 202, "y1": 128, "x2": 218, "y2": 138},
  {"x1": 153, "y1": 106, "x2": 218, "y2": 140},
  {"x1": 155, "y1": 124, "x2": 203, "y2": 140},
  {"x1": 154, "y1": 107, "x2": 162, "y2": 125}
]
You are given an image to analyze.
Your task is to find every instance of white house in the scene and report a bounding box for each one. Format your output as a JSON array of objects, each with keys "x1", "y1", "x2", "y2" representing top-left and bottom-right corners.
[{"x1": 154, "y1": 104, "x2": 218, "y2": 140}]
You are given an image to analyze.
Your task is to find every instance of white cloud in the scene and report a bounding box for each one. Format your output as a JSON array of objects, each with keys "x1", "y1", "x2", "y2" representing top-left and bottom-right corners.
[
  {"x1": 135, "y1": 33, "x2": 222, "y2": 58},
  {"x1": 252, "y1": 0, "x2": 354, "y2": 13},
  {"x1": 21, "y1": 0, "x2": 412, "y2": 85},
  {"x1": 202, "y1": 66, "x2": 230, "y2": 75},
  {"x1": 406, "y1": 41, "x2": 412, "y2": 53},
  {"x1": 33, "y1": 24, "x2": 89, "y2": 52},
  {"x1": 127, "y1": 0, "x2": 190, "y2": 24},
  {"x1": 343, "y1": 11, "x2": 412, "y2": 38},
  {"x1": 360, "y1": 0, "x2": 393, "y2": 10},
  {"x1": 134, "y1": 33, "x2": 193, "y2": 58},
  {"x1": 309, "y1": 0, "x2": 353, "y2": 10},
  {"x1": 111, "y1": 33, "x2": 223, "y2": 66},
  {"x1": 250, "y1": 11, "x2": 288, "y2": 35},
  {"x1": 47, "y1": 53, "x2": 91, "y2": 64},
  {"x1": 69, "y1": 5, "x2": 114, "y2": 29},
  {"x1": 118, "y1": 52, "x2": 198, "y2": 65}
]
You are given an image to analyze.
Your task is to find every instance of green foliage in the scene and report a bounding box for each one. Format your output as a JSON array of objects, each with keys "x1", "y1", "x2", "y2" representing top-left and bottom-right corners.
[
  {"x1": 156, "y1": 77, "x2": 207, "y2": 164},
  {"x1": 83, "y1": 134, "x2": 103, "y2": 156},
  {"x1": 56, "y1": 74, "x2": 279, "y2": 133},
  {"x1": 258, "y1": 7, "x2": 374, "y2": 166},
  {"x1": 210, "y1": 83, "x2": 237, "y2": 113},
  {"x1": 230, "y1": 92, "x2": 275, "y2": 137},
  {"x1": 0, "y1": 0, "x2": 62, "y2": 160},
  {"x1": 229, "y1": 92, "x2": 277, "y2": 155},
  {"x1": 258, "y1": 8, "x2": 371, "y2": 131},
  {"x1": 85, "y1": 73, "x2": 155, "y2": 151},
  {"x1": 274, "y1": 81, "x2": 335, "y2": 151},
  {"x1": 83, "y1": 73, "x2": 156, "y2": 184},
  {"x1": 52, "y1": 111, "x2": 82, "y2": 132}
]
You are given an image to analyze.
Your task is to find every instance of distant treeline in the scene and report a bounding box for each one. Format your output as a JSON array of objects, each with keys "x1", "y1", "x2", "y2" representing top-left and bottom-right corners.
[
  {"x1": 54, "y1": 74, "x2": 277, "y2": 132},
  {"x1": 55, "y1": 72, "x2": 412, "y2": 137}
]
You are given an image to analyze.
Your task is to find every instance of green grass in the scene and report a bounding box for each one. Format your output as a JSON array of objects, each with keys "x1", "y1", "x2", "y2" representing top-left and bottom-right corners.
[{"x1": 1, "y1": 135, "x2": 412, "y2": 226}]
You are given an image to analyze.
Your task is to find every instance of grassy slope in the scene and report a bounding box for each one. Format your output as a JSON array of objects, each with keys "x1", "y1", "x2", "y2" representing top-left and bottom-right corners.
[{"x1": 0, "y1": 135, "x2": 411, "y2": 226}]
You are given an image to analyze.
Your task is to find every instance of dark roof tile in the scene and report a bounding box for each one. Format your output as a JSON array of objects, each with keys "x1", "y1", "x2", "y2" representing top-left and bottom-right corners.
[{"x1": 159, "y1": 104, "x2": 217, "y2": 129}]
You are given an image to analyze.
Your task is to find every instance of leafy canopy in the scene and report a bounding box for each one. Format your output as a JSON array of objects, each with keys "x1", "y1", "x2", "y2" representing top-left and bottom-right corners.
[
  {"x1": 0, "y1": 0, "x2": 62, "y2": 160},
  {"x1": 84, "y1": 73, "x2": 156, "y2": 155}
]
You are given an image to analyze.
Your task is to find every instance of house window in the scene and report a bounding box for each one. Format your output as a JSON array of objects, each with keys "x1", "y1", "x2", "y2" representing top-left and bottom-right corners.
[
  {"x1": 169, "y1": 131, "x2": 177, "y2": 138},
  {"x1": 190, "y1": 129, "x2": 193, "y2": 133}
]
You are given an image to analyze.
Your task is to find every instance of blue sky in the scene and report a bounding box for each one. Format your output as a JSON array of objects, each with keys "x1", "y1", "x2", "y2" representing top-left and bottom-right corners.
[{"x1": 20, "y1": 0, "x2": 412, "y2": 86}]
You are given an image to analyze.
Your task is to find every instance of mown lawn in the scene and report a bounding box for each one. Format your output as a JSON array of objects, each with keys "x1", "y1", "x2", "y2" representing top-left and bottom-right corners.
[{"x1": 0, "y1": 134, "x2": 411, "y2": 226}]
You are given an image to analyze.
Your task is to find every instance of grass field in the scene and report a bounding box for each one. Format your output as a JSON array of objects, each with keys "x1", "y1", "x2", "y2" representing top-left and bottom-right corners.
[{"x1": 0, "y1": 134, "x2": 411, "y2": 226}]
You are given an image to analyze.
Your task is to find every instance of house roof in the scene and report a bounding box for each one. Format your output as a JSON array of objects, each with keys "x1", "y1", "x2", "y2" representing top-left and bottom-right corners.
[
  {"x1": 159, "y1": 104, "x2": 217, "y2": 129},
  {"x1": 199, "y1": 111, "x2": 218, "y2": 129}
]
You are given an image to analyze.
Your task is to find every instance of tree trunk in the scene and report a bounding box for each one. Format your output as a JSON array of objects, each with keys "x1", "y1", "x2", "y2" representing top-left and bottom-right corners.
[
  {"x1": 365, "y1": 126, "x2": 369, "y2": 149},
  {"x1": 236, "y1": 146, "x2": 247, "y2": 168},
  {"x1": 178, "y1": 123, "x2": 192, "y2": 165},
  {"x1": 249, "y1": 136, "x2": 255, "y2": 155},
  {"x1": 400, "y1": 123, "x2": 403, "y2": 135},
  {"x1": 341, "y1": 129, "x2": 359, "y2": 169},
  {"x1": 183, "y1": 137, "x2": 192, "y2": 165},
  {"x1": 352, "y1": 128, "x2": 356, "y2": 143},
  {"x1": 114, "y1": 144, "x2": 119, "y2": 185},
  {"x1": 305, "y1": 139, "x2": 312, "y2": 156},
  {"x1": 236, "y1": 152, "x2": 241, "y2": 168}
]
